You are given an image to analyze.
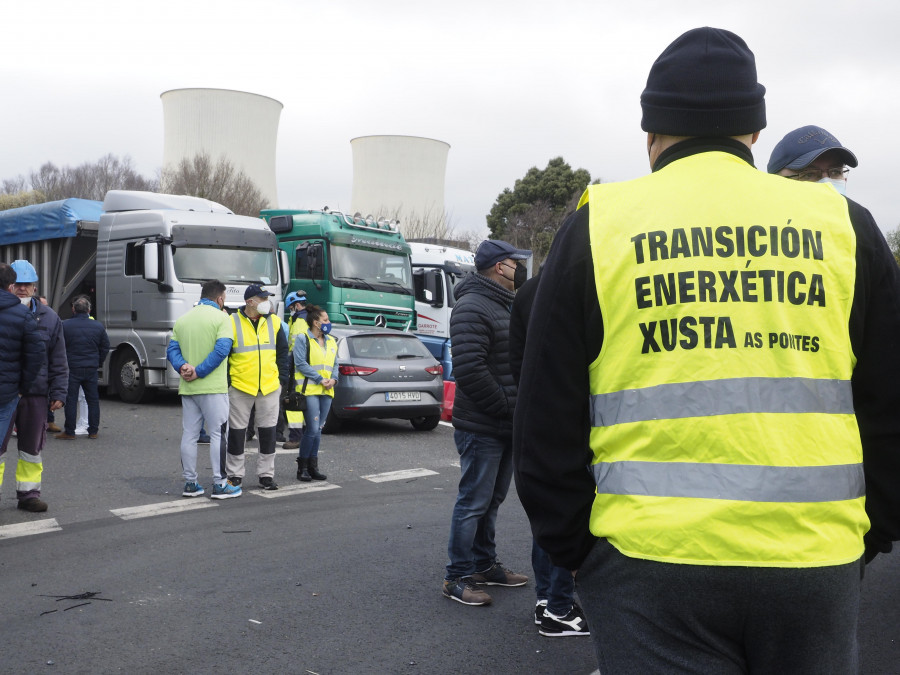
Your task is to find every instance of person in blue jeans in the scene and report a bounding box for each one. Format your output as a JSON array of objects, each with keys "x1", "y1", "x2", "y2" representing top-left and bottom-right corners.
[
  {"x1": 292, "y1": 305, "x2": 336, "y2": 482},
  {"x1": 442, "y1": 240, "x2": 531, "y2": 607},
  {"x1": 56, "y1": 295, "x2": 110, "y2": 440}
]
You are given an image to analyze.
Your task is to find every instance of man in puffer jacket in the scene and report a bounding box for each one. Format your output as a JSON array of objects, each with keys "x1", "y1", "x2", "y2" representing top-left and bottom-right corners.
[
  {"x1": 0, "y1": 262, "x2": 44, "y2": 452},
  {"x1": 442, "y1": 239, "x2": 532, "y2": 607},
  {"x1": 1, "y1": 260, "x2": 68, "y2": 512}
]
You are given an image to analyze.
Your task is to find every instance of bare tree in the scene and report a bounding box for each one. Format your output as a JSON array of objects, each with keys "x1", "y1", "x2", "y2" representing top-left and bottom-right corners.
[
  {"x1": 27, "y1": 154, "x2": 157, "y2": 202},
  {"x1": 1, "y1": 176, "x2": 27, "y2": 195},
  {"x1": 160, "y1": 152, "x2": 270, "y2": 216},
  {"x1": 376, "y1": 204, "x2": 481, "y2": 254}
]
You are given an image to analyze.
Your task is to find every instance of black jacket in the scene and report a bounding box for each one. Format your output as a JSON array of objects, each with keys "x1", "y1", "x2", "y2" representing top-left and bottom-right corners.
[
  {"x1": 450, "y1": 272, "x2": 517, "y2": 438},
  {"x1": 514, "y1": 139, "x2": 900, "y2": 570},
  {"x1": 0, "y1": 290, "x2": 44, "y2": 404},
  {"x1": 25, "y1": 298, "x2": 68, "y2": 403},
  {"x1": 62, "y1": 313, "x2": 111, "y2": 370}
]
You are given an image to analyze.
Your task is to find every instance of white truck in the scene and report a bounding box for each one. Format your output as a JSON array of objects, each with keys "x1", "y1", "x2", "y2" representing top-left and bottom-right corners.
[
  {"x1": 409, "y1": 241, "x2": 476, "y2": 380},
  {"x1": 0, "y1": 190, "x2": 288, "y2": 402}
]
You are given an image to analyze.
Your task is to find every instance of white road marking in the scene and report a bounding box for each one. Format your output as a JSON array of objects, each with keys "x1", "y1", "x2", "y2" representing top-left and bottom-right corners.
[
  {"x1": 0, "y1": 519, "x2": 61, "y2": 540},
  {"x1": 250, "y1": 483, "x2": 341, "y2": 498},
  {"x1": 111, "y1": 499, "x2": 216, "y2": 520},
  {"x1": 438, "y1": 420, "x2": 452, "y2": 427},
  {"x1": 361, "y1": 468, "x2": 438, "y2": 483}
]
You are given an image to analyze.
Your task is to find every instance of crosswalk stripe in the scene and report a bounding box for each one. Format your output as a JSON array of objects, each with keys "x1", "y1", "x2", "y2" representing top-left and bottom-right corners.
[
  {"x1": 361, "y1": 468, "x2": 439, "y2": 483},
  {"x1": 0, "y1": 519, "x2": 61, "y2": 540},
  {"x1": 250, "y1": 483, "x2": 341, "y2": 498},
  {"x1": 111, "y1": 499, "x2": 216, "y2": 520}
]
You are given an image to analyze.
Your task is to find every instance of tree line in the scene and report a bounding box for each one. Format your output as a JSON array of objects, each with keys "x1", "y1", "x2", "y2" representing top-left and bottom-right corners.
[
  {"x1": 0, "y1": 152, "x2": 269, "y2": 217},
  {"x1": 8, "y1": 152, "x2": 893, "y2": 268}
]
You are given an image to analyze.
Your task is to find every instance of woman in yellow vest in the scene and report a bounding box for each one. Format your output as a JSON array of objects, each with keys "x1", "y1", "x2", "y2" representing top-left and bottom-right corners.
[{"x1": 293, "y1": 305, "x2": 338, "y2": 482}]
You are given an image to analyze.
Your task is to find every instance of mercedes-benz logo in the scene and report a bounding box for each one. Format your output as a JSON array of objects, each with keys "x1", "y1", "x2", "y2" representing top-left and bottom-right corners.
[{"x1": 374, "y1": 314, "x2": 387, "y2": 327}]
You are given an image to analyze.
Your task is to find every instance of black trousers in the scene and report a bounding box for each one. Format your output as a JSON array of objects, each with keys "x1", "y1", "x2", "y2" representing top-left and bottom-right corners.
[{"x1": 577, "y1": 537, "x2": 861, "y2": 674}]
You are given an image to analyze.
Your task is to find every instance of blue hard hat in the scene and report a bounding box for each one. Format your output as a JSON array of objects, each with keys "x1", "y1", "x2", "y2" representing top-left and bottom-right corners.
[
  {"x1": 11, "y1": 259, "x2": 38, "y2": 283},
  {"x1": 285, "y1": 291, "x2": 307, "y2": 307}
]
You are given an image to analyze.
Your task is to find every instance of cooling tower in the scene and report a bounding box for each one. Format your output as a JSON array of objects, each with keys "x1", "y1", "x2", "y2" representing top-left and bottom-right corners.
[
  {"x1": 350, "y1": 135, "x2": 450, "y2": 231},
  {"x1": 161, "y1": 88, "x2": 282, "y2": 207}
]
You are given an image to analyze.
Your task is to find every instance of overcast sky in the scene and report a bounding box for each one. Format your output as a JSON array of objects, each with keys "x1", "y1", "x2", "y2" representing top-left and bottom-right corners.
[{"x1": 2, "y1": 1, "x2": 898, "y2": 238}]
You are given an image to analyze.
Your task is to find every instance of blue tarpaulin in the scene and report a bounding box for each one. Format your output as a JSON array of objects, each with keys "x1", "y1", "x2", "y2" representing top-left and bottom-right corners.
[{"x1": 0, "y1": 198, "x2": 103, "y2": 245}]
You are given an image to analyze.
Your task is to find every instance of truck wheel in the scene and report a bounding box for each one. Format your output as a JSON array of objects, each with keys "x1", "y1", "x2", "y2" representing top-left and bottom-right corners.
[
  {"x1": 114, "y1": 348, "x2": 146, "y2": 404},
  {"x1": 322, "y1": 407, "x2": 343, "y2": 434},
  {"x1": 410, "y1": 415, "x2": 440, "y2": 431}
]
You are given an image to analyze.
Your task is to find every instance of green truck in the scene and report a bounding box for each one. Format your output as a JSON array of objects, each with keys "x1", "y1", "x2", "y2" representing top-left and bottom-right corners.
[{"x1": 261, "y1": 208, "x2": 416, "y2": 330}]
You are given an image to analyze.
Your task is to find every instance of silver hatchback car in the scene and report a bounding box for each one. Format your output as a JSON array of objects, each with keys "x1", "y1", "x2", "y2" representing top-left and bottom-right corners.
[{"x1": 322, "y1": 326, "x2": 444, "y2": 433}]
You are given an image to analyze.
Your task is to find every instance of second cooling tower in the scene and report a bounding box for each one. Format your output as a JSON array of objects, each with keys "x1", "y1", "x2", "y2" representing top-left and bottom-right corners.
[
  {"x1": 161, "y1": 88, "x2": 282, "y2": 207},
  {"x1": 350, "y1": 135, "x2": 450, "y2": 229}
]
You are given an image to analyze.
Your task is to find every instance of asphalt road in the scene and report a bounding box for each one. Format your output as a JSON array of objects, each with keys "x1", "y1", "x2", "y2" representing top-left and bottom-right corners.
[
  {"x1": 0, "y1": 395, "x2": 897, "y2": 674},
  {"x1": 0, "y1": 394, "x2": 597, "y2": 674}
]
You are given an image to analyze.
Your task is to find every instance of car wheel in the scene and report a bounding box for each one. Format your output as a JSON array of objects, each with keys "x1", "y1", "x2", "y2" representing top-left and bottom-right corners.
[
  {"x1": 410, "y1": 414, "x2": 440, "y2": 431},
  {"x1": 322, "y1": 407, "x2": 343, "y2": 434},
  {"x1": 114, "y1": 347, "x2": 146, "y2": 404}
]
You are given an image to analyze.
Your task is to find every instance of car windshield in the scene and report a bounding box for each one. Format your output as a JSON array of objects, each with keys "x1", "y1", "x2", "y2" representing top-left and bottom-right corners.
[
  {"x1": 346, "y1": 335, "x2": 433, "y2": 360},
  {"x1": 330, "y1": 245, "x2": 413, "y2": 294},
  {"x1": 173, "y1": 246, "x2": 278, "y2": 285}
]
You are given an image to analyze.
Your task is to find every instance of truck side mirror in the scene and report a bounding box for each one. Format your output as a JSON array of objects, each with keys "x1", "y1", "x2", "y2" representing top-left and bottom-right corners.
[
  {"x1": 426, "y1": 269, "x2": 443, "y2": 307},
  {"x1": 143, "y1": 242, "x2": 162, "y2": 283},
  {"x1": 278, "y1": 249, "x2": 290, "y2": 286}
]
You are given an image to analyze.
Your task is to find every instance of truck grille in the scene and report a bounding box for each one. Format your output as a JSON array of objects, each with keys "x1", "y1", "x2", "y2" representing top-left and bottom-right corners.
[{"x1": 344, "y1": 307, "x2": 414, "y2": 331}]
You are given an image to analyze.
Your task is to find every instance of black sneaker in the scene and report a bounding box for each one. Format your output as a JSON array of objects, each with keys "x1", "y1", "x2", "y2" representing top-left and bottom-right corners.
[
  {"x1": 228, "y1": 476, "x2": 242, "y2": 487},
  {"x1": 470, "y1": 561, "x2": 528, "y2": 587},
  {"x1": 442, "y1": 577, "x2": 492, "y2": 606},
  {"x1": 539, "y1": 604, "x2": 590, "y2": 637},
  {"x1": 534, "y1": 600, "x2": 547, "y2": 625},
  {"x1": 259, "y1": 477, "x2": 279, "y2": 491}
]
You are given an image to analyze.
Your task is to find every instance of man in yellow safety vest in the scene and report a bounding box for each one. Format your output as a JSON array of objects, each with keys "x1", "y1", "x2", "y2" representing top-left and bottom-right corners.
[{"x1": 514, "y1": 27, "x2": 900, "y2": 673}]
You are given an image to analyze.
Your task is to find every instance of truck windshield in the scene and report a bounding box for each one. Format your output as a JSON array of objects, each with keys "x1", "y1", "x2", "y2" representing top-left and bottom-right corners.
[
  {"x1": 331, "y1": 245, "x2": 413, "y2": 295},
  {"x1": 172, "y1": 246, "x2": 278, "y2": 285}
]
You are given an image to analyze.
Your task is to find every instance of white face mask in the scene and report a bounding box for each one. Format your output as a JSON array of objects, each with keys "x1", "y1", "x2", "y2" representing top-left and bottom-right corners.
[
  {"x1": 818, "y1": 177, "x2": 847, "y2": 196},
  {"x1": 255, "y1": 300, "x2": 272, "y2": 315},
  {"x1": 20, "y1": 296, "x2": 31, "y2": 306}
]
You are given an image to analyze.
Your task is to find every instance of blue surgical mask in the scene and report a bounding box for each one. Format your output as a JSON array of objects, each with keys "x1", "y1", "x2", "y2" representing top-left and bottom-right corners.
[
  {"x1": 818, "y1": 177, "x2": 847, "y2": 196},
  {"x1": 320, "y1": 322, "x2": 332, "y2": 335}
]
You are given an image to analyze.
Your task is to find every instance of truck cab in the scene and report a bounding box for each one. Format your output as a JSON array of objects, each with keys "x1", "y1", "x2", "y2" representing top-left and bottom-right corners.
[
  {"x1": 409, "y1": 242, "x2": 475, "y2": 380},
  {"x1": 262, "y1": 208, "x2": 416, "y2": 331}
]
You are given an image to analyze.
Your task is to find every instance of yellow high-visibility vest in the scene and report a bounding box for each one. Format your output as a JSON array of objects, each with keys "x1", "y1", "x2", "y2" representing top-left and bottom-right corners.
[
  {"x1": 229, "y1": 310, "x2": 282, "y2": 396},
  {"x1": 288, "y1": 315, "x2": 309, "y2": 352},
  {"x1": 296, "y1": 331, "x2": 338, "y2": 398},
  {"x1": 583, "y1": 151, "x2": 867, "y2": 567}
]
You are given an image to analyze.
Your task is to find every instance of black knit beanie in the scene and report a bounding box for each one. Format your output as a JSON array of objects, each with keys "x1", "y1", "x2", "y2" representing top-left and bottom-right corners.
[{"x1": 641, "y1": 27, "x2": 766, "y2": 136}]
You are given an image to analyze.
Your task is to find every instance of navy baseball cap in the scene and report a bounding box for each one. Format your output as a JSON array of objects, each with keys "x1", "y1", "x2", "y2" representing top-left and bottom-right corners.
[
  {"x1": 474, "y1": 240, "x2": 531, "y2": 270},
  {"x1": 244, "y1": 284, "x2": 274, "y2": 300},
  {"x1": 767, "y1": 125, "x2": 858, "y2": 174}
]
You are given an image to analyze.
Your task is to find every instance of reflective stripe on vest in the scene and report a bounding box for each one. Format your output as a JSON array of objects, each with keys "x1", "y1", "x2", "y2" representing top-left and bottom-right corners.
[
  {"x1": 590, "y1": 376, "x2": 853, "y2": 426},
  {"x1": 591, "y1": 461, "x2": 864, "y2": 503},
  {"x1": 583, "y1": 151, "x2": 867, "y2": 567}
]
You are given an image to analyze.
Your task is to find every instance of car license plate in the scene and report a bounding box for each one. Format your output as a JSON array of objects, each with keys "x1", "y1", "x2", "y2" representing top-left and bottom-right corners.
[{"x1": 386, "y1": 391, "x2": 421, "y2": 402}]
